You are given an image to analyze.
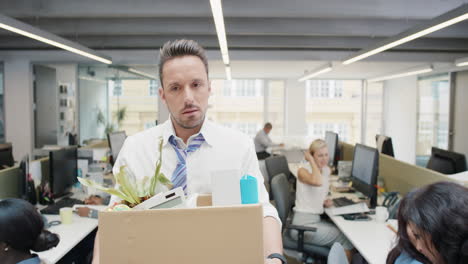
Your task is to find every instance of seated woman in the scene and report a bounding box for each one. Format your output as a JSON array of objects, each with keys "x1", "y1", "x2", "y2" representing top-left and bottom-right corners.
[
  {"x1": 0, "y1": 198, "x2": 60, "y2": 264},
  {"x1": 291, "y1": 139, "x2": 354, "y2": 261},
  {"x1": 386, "y1": 181, "x2": 468, "y2": 264}
]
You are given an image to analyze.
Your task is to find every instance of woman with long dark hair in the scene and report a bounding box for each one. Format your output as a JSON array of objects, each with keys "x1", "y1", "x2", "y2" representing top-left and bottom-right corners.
[
  {"x1": 386, "y1": 181, "x2": 468, "y2": 264},
  {"x1": 0, "y1": 198, "x2": 60, "y2": 264}
]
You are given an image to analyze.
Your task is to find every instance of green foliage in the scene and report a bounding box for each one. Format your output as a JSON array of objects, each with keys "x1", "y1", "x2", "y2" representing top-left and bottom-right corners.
[{"x1": 78, "y1": 137, "x2": 173, "y2": 206}]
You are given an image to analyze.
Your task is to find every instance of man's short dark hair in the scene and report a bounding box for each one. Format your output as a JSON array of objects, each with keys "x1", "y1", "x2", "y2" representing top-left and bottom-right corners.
[
  {"x1": 158, "y1": 39, "x2": 209, "y2": 86},
  {"x1": 264, "y1": 123, "x2": 272, "y2": 129}
]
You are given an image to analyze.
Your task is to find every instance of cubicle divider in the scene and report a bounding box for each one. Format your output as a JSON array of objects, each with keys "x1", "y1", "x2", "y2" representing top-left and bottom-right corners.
[
  {"x1": 379, "y1": 154, "x2": 466, "y2": 196},
  {"x1": 0, "y1": 166, "x2": 22, "y2": 198},
  {"x1": 339, "y1": 142, "x2": 355, "y2": 161},
  {"x1": 338, "y1": 141, "x2": 466, "y2": 196}
]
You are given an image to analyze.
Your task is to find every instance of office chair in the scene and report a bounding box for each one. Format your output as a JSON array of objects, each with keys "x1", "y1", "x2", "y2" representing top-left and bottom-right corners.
[
  {"x1": 327, "y1": 243, "x2": 349, "y2": 264},
  {"x1": 271, "y1": 173, "x2": 329, "y2": 263},
  {"x1": 265, "y1": 155, "x2": 296, "y2": 201}
]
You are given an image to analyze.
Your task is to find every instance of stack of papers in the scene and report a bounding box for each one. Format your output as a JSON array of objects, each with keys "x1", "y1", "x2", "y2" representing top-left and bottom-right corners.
[{"x1": 327, "y1": 202, "x2": 370, "y2": 216}]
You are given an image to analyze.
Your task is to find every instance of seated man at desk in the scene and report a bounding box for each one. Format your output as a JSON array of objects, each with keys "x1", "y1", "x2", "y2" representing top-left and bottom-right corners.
[
  {"x1": 292, "y1": 139, "x2": 354, "y2": 262},
  {"x1": 92, "y1": 39, "x2": 285, "y2": 264},
  {"x1": 254, "y1": 123, "x2": 284, "y2": 160}
]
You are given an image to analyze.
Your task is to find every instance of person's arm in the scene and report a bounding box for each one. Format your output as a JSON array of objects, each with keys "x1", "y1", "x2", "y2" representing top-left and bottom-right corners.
[
  {"x1": 297, "y1": 151, "x2": 323, "y2": 186},
  {"x1": 91, "y1": 233, "x2": 100, "y2": 264},
  {"x1": 242, "y1": 139, "x2": 284, "y2": 263},
  {"x1": 263, "y1": 217, "x2": 283, "y2": 264}
]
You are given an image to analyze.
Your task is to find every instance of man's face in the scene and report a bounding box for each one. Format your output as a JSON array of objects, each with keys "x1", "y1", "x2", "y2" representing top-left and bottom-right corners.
[
  {"x1": 265, "y1": 127, "x2": 272, "y2": 134},
  {"x1": 159, "y1": 55, "x2": 211, "y2": 130}
]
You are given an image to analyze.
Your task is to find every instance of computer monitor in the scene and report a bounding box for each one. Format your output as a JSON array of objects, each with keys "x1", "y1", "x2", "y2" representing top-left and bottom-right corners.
[
  {"x1": 426, "y1": 147, "x2": 467, "y2": 174},
  {"x1": 376, "y1": 134, "x2": 394, "y2": 157},
  {"x1": 49, "y1": 147, "x2": 78, "y2": 198},
  {"x1": 350, "y1": 144, "x2": 379, "y2": 208},
  {"x1": 325, "y1": 131, "x2": 339, "y2": 167},
  {"x1": 107, "y1": 131, "x2": 127, "y2": 165},
  {"x1": 0, "y1": 143, "x2": 14, "y2": 168}
]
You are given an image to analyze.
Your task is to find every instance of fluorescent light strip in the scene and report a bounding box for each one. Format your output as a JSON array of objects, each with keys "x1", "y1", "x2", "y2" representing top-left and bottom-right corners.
[
  {"x1": 210, "y1": 0, "x2": 230, "y2": 65},
  {"x1": 455, "y1": 57, "x2": 468, "y2": 67},
  {"x1": 225, "y1": 66, "x2": 232, "y2": 80},
  {"x1": 368, "y1": 66, "x2": 433, "y2": 82},
  {"x1": 343, "y1": 12, "x2": 468, "y2": 65},
  {"x1": 128, "y1": 68, "x2": 158, "y2": 79},
  {"x1": 0, "y1": 18, "x2": 112, "y2": 64},
  {"x1": 298, "y1": 65, "x2": 333, "y2": 82}
]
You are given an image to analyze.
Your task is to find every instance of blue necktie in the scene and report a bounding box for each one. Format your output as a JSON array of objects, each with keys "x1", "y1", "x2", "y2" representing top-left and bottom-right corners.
[{"x1": 169, "y1": 133, "x2": 205, "y2": 193}]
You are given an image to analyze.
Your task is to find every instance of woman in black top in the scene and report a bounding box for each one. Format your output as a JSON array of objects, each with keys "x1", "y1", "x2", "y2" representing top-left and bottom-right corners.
[{"x1": 0, "y1": 198, "x2": 60, "y2": 264}]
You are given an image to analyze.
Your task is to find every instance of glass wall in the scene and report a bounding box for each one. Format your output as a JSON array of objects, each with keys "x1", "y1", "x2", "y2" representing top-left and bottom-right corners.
[
  {"x1": 305, "y1": 80, "x2": 362, "y2": 144},
  {"x1": 108, "y1": 79, "x2": 158, "y2": 135},
  {"x1": 416, "y1": 73, "x2": 450, "y2": 167},
  {"x1": 207, "y1": 79, "x2": 285, "y2": 140},
  {"x1": 0, "y1": 63, "x2": 4, "y2": 143},
  {"x1": 78, "y1": 65, "x2": 158, "y2": 144}
]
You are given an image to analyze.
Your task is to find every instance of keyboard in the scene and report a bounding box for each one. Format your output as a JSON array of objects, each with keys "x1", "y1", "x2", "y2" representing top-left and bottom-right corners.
[
  {"x1": 332, "y1": 197, "x2": 356, "y2": 207},
  {"x1": 40, "y1": 197, "x2": 84, "y2": 215}
]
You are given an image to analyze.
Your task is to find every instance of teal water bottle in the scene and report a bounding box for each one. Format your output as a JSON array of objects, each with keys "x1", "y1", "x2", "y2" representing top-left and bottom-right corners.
[{"x1": 240, "y1": 175, "x2": 259, "y2": 204}]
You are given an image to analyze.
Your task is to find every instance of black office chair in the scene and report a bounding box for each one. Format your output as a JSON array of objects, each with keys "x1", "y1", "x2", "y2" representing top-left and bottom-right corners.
[
  {"x1": 271, "y1": 173, "x2": 329, "y2": 263},
  {"x1": 265, "y1": 155, "x2": 296, "y2": 201}
]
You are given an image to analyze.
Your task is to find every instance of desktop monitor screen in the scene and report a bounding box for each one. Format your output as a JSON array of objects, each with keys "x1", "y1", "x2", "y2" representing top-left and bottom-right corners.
[
  {"x1": 0, "y1": 143, "x2": 14, "y2": 168},
  {"x1": 325, "y1": 131, "x2": 339, "y2": 167},
  {"x1": 351, "y1": 144, "x2": 379, "y2": 208},
  {"x1": 49, "y1": 147, "x2": 78, "y2": 198},
  {"x1": 107, "y1": 131, "x2": 127, "y2": 164},
  {"x1": 376, "y1": 135, "x2": 394, "y2": 157},
  {"x1": 427, "y1": 147, "x2": 467, "y2": 174}
]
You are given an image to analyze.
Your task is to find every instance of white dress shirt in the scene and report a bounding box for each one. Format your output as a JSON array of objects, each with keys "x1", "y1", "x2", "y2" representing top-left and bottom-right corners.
[
  {"x1": 293, "y1": 163, "x2": 331, "y2": 214},
  {"x1": 110, "y1": 118, "x2": 280, "y2": 224},
  {"x1": 254, "y1": 130, "x2": 277, "y2": 153}
]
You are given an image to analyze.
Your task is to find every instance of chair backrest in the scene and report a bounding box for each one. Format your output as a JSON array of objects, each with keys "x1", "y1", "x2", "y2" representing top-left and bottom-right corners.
[
  {"x1": 270, "y1": 173, "x2": 292, "y2": 226},
  {"x1": 258, "y1": 159, "x2": 270, "y2": 193},
  {"x1": 327, "y1": 242, "x2": 349, "y2": 264},
  {"x1": 265, "y1": 155, "x2": 290, "y2": 180}
]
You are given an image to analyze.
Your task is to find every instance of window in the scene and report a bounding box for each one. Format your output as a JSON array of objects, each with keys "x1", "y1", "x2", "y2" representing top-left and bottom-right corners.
[
  {"x1": 364, "y1": 82, "x2": 384, "y2": 147},
  {"x1": 306, "y1": 80, "x2": 362, "y2": 144},
  {"x1": 416, "y1": 74, "x2": 450, "y2": 167},
  {"x1": 208, "y1": 79, "x2": 284, "y2": 139},
  {"x1": 265, "y1": 80, "x2": 285, "y2": 141},
  {"x1": 149, "y1": 80, "x2": 159, "y2": 96},
  {"x1": 112, "y1": 80, "x2": 123, "y2": 96},
  {"x1": 109, "y1": 79, "x2": 158, "y2": 136}
]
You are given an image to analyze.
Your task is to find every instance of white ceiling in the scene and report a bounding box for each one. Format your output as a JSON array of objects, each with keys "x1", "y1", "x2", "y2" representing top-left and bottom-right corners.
[{"x1": 0, "y1": 0, "x2": 467, "y2": 79}]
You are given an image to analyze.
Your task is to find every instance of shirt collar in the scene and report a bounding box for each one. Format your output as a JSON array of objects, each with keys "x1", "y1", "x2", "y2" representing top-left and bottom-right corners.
[
  {"x1": 17, "y1": 256, "x2": 41, "y2": 264},
  {"x1": 162, "y1": 117, "x2": 215, "y2": 147}
]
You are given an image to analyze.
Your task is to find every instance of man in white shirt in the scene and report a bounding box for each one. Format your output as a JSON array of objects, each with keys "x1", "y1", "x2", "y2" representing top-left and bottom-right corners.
[
  {"x1": 94, "y1": 39, "x2": 285, "y2": 264},
  {"x1": 254, "y1": 123, "x2": 284, "y2": 160}
]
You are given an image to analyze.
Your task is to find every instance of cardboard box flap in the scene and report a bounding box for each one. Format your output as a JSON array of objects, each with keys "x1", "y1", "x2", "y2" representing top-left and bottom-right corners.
[{"x1": 99, "y1": 204, "x2": 264, "y2": 264}]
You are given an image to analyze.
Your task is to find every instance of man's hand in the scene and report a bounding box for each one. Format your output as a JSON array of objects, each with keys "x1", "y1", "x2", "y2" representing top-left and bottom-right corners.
[
  {"x1": 323, "y1": 199, "x2": 333, "y2": 208},
  {"x1": 76, "y1": 207, "x2": 91, "y2": 217},
  {"x1": 85, "y1": 195, "x2": 103, "y2": 205}
]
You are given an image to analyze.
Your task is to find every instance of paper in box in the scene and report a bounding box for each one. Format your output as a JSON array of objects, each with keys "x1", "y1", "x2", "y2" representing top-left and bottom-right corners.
[{"x1": 98, "y1": 195, "x2": 264, "y2": 264}]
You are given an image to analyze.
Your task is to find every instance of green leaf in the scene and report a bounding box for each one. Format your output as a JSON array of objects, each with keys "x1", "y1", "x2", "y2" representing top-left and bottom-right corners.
[
  {"x1": 78, "y1": 177, "x2": 130, "y2": 202},
  {"x1": 114, "y1": 166, "x2": 140, "y2": 204}
]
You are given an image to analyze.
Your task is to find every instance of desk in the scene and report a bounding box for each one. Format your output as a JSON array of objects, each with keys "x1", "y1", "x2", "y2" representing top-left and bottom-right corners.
[
  {"x1": 288, "y1": 162, "x2": 397, "y2": 264},
  {"x1": 37, "y1": 215, "x2": 98, "y2": 264},
  {"x1": 325, "y1": 209, "x2": 396, "y2": 264}
]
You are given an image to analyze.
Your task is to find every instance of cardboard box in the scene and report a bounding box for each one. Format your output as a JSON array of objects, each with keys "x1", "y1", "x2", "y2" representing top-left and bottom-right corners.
[{"x1": 99, "y1": 195, "x2": 264, "y2": 263}]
